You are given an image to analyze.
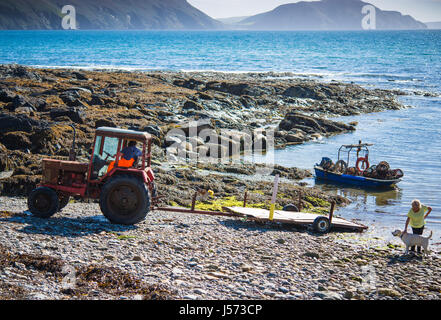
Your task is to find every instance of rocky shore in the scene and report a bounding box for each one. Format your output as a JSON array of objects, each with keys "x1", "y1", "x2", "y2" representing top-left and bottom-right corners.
[
  {"x1": 2, "y1": 64, "x2": 438, "y2": 300},
  {"x1": 0, "y1": 64, "x2": 407, "y2": 198},
  {"x1": 1, "y1": 197, "x2": 440, "y2": 300}
]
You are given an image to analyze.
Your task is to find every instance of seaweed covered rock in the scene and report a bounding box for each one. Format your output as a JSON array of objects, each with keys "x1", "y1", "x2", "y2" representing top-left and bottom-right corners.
[
  {"x1": 278, "y1": 112, "x2": 355, "y2": 135},
  {"x1": 49, "y1": 107, "x2": 86, "y2": 124},
  {"x1": 173, "y1": 78, "x2": 205, "y2": 90},
  {"x1": 0, "y1": 64, "x2": 42, "y2": 81},
  {"x1": 0, "y1": 131, "x2": 32, "y2": 150},
  {"x1": 182, "y1": 100, "x2": 203, "y2": 110},
  {"x1": 95, "y1": 118, "x2": 116, "y2": 128},
  {"x1": 0, "y1": 88, "x2": 15, "y2": 103},
  {"x1": 283, "y1": 85, "x2": 327, "y2": 100},
  {"x1": 9, "y1": 94, "x2": 33, "y2": 112},
  {"x1": 0, "y1": 174, "x2": 40, "y2": 196},
  {"x1": 0, "y1": 66, "x2": 406, "y2": 203},
  {"x1": 0, "y1": 114, "x2": 49, "y2": 133},
  {"x1": 0, "y1": 144, "x2": 11, "y2": 172},
  {"x1": 30, "y1": 127, "x2": 58, "y2": 154},
  {"x1": 204, "y1": 81, "x2": 273, "y2": 96},
  {"x1": 284, "y1": 132, "x2": 306, "y2": 143},
  {"x1": 270, "y1": 164, "x2": 312, "y2": 180}
]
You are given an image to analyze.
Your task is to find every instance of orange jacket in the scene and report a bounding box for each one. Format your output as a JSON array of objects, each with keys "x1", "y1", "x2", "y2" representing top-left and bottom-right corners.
[{"x1": 107, "y1": 157, "x2": 135, "y2": 173}]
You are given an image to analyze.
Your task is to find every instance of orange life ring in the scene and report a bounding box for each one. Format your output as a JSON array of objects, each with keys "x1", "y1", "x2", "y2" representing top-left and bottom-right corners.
[{"x1": 356, "y1": 157, "x2": 370, "y2": 174}]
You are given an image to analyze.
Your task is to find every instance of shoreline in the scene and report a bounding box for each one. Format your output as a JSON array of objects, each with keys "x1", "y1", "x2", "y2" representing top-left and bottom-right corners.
[
  {"x1": 0, "y1": 64, "x2": 406, "y2": 200},
  {"x1": 1, "y1": 64, "x2": 440, "y2": 300},
  {"x1": 4, "y1": 64, "x2": 440, "y2": 97}
]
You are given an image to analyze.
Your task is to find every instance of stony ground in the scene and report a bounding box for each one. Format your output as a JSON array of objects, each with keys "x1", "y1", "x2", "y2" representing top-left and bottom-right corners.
[{"x1": 1, "y1": 197, "x2": 440, "y2": 300}]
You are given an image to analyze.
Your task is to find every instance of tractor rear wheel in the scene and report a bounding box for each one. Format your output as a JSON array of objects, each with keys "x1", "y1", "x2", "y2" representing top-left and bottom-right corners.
[
  {"x1": 99, "y1": 175, "x2": 150, "y2": 225},
  {"x1": 28, "y1": 187, "x2": 59, "y2": 218}
]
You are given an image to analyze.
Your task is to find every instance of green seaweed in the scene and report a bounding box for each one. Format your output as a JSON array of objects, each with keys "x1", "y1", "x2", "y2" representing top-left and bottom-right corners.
[
  {"x1": 190, "y1": 196, "x2": 282, "y2": 212},
  {"x1": 305, "y1": 196, "x2": 330, "y2": 207},
  {"x1": 117, "y1": 235, "x2": 136, "y2": 240}
]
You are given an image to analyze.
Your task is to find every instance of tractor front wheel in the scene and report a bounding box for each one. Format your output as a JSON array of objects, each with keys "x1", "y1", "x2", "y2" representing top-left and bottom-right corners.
[
  {"x1": 99, "y1": 175, "x2": 150, "y2": 225},
  {"x1": 28, "y1": 187, "x2": 59, "y2": 218}
]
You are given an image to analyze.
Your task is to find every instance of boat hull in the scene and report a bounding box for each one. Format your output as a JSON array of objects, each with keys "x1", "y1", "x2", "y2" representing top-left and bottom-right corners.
[{"x1": 314, "y1": 166, "x2": 400, "y2": 188}]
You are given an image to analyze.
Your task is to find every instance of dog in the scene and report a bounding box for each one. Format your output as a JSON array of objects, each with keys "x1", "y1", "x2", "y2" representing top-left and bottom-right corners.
[{"x1": 392, "y1": 229, "x2": 433, "y2": 258}]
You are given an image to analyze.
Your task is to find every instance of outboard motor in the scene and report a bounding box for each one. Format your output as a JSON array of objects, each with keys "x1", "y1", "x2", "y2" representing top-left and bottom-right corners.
[{"x1": 319, "y1": 157, "x2": 333, "y2": 170}]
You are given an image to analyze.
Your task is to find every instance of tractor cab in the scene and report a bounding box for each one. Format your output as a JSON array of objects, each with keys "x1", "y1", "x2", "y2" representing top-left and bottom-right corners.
[{"x1": 89, "y1": 127, "x2": 153, "y2": 182}]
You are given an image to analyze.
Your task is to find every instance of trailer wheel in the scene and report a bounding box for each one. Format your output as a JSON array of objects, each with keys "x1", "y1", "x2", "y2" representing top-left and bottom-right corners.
[
  {"x1": 282, "y1": 204, "x2": 299, "y2": 212},
  {"x1": 312, "y1": 216, "x2": 331, "y2": 233},
  {"x1": 100, "y1": 175, "x2": 150, "y2": 225},
  {"x1": 28, "y1": 187, "x2": 59, "y2": 218}
]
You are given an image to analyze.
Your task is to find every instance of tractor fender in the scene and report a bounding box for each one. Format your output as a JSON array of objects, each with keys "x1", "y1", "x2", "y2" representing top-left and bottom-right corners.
[{"x1": 109, "y1": 168, "x2": 154, "y2": 184}]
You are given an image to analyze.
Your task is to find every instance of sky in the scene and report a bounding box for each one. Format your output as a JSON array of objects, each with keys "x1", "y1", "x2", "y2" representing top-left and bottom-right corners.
[{"x1": 187, "y1": 0, "x2": 441, "y2": 22}]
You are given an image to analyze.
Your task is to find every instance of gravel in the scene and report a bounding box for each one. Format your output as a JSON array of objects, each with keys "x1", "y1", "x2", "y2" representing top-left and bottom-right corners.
[{"x1": 0, "y1": 196, "x2": 440, "y2": 300}]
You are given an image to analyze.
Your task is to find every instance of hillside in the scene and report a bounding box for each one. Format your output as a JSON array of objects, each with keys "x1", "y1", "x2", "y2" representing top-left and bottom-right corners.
[
  {"x1": 239, "y1": 0, "x2": 427, "y2": 30},
  {"x1": 0, "y1": 0, "x2": 223, "y2": 30}
]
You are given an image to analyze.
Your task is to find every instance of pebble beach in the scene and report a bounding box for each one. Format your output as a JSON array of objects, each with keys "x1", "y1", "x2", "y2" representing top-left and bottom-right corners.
[{"x1": 1, "y1": 197, "x2": 440, "y2": 300}]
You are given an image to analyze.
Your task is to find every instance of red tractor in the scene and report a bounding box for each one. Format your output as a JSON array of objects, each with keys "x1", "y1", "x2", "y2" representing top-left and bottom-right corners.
[{"x1": 27, "y1": 126, "x2": 156, "y2": 225}]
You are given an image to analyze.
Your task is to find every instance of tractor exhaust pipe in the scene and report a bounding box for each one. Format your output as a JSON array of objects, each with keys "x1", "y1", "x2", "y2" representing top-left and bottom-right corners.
[{"x1": 69, "y1": 124, "x2": 77, "y2": 161}]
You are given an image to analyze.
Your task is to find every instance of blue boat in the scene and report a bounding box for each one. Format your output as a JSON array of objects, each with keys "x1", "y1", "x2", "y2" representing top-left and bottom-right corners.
[
  {"x1": 314, "y1": 166, "x2": 401, "y2": 188},
  {"x1": 314, "y1": 141, "x2": 403, "y2": 188}
]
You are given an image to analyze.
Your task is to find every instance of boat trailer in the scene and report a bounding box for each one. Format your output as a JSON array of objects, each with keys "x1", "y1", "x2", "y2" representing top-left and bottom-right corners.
[{"x1": 151, "y1": 187, "x2": 367, "y2": 234}]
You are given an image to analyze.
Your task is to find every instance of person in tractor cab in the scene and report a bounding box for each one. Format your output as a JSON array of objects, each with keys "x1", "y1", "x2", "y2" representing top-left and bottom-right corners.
[
  {"x1": 121, "y1": 140, "x2": 143, "y2": 166},
  {"x1": 107, "y1": 141, "x2": 142, "y2": 173}
]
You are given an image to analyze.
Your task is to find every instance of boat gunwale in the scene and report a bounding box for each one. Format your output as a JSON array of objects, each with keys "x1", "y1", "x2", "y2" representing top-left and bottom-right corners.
[{"x1": 314, "y1": 166, "x2": 401, "y2": 184}]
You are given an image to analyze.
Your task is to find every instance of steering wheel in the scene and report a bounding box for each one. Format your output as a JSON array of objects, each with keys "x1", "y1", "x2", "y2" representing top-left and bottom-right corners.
[{"x1": 103, "y1": 151, "x2": 115, "y2": 161}]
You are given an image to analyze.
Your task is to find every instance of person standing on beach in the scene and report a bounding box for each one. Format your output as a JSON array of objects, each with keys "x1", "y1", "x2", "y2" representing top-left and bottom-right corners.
[{"x1": 404, "y1": 199, "x2": 432, "y2": 253}]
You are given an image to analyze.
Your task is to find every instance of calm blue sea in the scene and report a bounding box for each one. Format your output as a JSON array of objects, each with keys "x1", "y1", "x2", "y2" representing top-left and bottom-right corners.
[
  {"x1": 1, "y1": 30, "x2": 440, "y2": 239},
  {"x1": 1, "y1": 30, "x2": 440, "y2": 93}
]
